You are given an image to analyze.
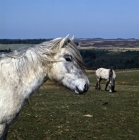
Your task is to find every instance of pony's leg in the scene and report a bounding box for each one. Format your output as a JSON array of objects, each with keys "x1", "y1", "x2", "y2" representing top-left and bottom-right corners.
[
  {"x1": 105, "y1": 80, "x2": 109, "y2": 91},
  {"x1": 113, "y1": 85, "x2": 115, "y2": 92},
  {"x1": 95, "y1": 78, "x2": 101, "y2": 90},
  {"x1": 98, "y1": 78, "x2": 101, "y2": 90},
  {"x1": 95, "y1": 82, "x2": 98, "y2": 90},
  {"x1": 95, "y1": 77, "x2": 99, "y2": 90}
]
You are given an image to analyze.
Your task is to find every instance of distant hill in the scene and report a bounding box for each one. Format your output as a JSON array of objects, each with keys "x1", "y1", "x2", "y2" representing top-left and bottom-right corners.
[
  {"x1": 0, "y1": 38, "x2": 139, "y2": 48},
  {"x1": 76, "y1": 38, "x2": 139, "y2": 48}
]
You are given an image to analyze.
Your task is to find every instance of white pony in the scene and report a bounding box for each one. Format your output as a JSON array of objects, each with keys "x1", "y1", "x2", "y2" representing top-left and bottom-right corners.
[
  {"x1": 0, "y1": 35, "x2": 89, "y2": 139},
  {"x1": 95, "y1": 68, "x2": 116, "y2": 92}
]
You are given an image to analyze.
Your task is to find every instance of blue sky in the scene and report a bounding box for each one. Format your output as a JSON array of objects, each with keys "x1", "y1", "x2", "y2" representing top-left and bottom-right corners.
[{"x1": 0, "y1": 0, "x2": 139, "y2": 39}]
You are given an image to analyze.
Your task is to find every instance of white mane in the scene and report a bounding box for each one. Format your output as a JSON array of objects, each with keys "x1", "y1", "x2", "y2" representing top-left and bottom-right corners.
[{"x1": 0, "y1": 36, "x2": 84, "y2": 79}]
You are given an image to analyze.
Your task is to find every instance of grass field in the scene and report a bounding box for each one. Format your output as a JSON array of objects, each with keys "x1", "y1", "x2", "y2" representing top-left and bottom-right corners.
[
  {"x1": 7, "y1": 70, "x2": 139, "y2": 140},
  {"x1": 0, "y1": 44, "x2": 33, "y2": 51}
]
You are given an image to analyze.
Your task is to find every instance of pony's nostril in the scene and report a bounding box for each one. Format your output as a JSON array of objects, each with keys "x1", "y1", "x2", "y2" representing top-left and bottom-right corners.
[{"x1": 84, "y1": 83, "x2": 88, "y2": 92}]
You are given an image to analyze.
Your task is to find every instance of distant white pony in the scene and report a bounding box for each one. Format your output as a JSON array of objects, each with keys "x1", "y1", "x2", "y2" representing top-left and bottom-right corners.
[
  {"x1": 0, "y1": 35, "x2": 89, "y2": 139},
  {"x1": 95, "y1": 68, "x2": 116, "y2": 92}
]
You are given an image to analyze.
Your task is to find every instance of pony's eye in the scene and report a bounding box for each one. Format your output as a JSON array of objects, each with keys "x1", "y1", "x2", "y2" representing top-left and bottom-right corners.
[
  {"x1": 64, "y1": 55, "x2": 72, "y2": 62},
  {"x1": 65, "y1": 57, "x2": 71, "y2": 62}
]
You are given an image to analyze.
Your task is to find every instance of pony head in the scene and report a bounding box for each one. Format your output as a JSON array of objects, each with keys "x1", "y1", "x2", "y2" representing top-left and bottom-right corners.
[
  {"x1": 109, "y1": 79, "x2": 115, "y2": 92},
  {"x1": 47, "y1": 35, "x2": 90, "y2": 94}
]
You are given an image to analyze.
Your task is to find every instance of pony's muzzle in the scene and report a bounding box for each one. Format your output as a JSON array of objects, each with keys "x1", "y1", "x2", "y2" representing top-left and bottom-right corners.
[{"x1": 75, "y1": 82, "x2": 89, "y2": 94}]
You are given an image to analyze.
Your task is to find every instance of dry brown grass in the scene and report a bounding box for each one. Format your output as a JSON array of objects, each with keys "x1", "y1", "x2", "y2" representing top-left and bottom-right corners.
[{"x1": 79, "y1": 46, "x2": 139, "y2": 52}]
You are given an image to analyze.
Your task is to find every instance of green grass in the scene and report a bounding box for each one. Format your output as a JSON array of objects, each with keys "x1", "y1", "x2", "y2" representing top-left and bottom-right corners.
[{"x1": 7, "y1": 70, "x2": 139, "y2": 140}]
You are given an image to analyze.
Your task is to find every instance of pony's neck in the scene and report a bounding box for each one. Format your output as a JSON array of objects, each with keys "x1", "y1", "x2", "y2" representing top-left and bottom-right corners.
[
  {"x1": 23, "y1": 66, "x2": 48, "y2": 99},
  {"x1": 19, "y1": 51, "x2": 49, "y2": 100}
]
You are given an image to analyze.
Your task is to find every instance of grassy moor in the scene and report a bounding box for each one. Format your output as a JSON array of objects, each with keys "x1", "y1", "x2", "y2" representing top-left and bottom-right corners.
[{"x1": 7, "y1": 70, "x2": 139, "y2": 140}]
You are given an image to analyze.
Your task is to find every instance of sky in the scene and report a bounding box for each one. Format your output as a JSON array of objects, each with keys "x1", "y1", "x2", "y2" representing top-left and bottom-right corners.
[{"x1": 0, "y1": 0, "x2": 139, "y2": 39}]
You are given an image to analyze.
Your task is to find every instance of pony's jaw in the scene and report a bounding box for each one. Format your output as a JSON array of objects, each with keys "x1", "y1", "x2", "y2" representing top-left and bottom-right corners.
[
  {"x1": 109, "y1": 89, "x2": 112, "y2": 93},
  {"x1": 109, "y1": 85, "x2": 115, "y2": 92},
  {"x1": 59, "y1": 76, "x2": 90, "y2": 94},
  {"x1": 48, "y1": 70, "x2": 90, "y2": 94}
]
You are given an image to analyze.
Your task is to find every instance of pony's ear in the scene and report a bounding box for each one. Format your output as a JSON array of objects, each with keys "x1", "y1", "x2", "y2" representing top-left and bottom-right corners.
[
  {"x1": 71, "y1": 36, "x2": 75, "y2": 41},
  {"x1": 60, "y1": 34, "x2": 70, "y2": 47}
]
